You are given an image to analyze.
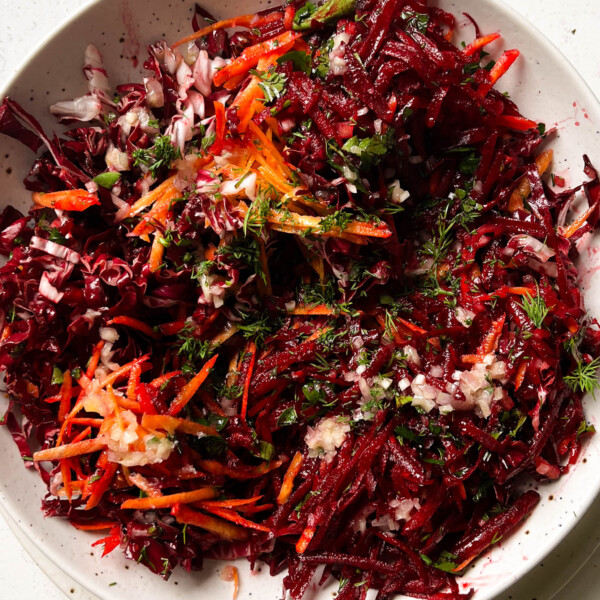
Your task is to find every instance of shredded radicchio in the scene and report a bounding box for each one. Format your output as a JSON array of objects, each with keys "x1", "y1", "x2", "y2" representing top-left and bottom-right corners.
[{"x1": 0, "y1": 1, "x2": 599, "y2": 599}]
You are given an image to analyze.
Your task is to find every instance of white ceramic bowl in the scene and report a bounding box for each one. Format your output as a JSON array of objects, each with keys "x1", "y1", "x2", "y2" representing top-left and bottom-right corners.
[{"x1": 1, "y1": 1, "x2": 600, "y2": 599}]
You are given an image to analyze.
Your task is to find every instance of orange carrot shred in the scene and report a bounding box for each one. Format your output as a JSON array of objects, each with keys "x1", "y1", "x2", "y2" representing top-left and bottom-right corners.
[
  {"x1": 34, "y1": 438, "x2": 106, "y2": 462},
  {"x1": 148, "y1": 232, "x2": 165, "y2": 272},
  {"x1": 199, "y1": 505, "x2": 271, "y2": 533},
  {"x1": 514, "y1": 360, "x2": 528, "y2": 391},
  {"x1": 57, "y1": 370, "x2": 73, "y2": 424},
  {"x1": 121, "y1": 487, "x2": 217, "y2": 510},
  {"x1": 211, "y1": 101, "x2": 227, "y2": 154},
  {"x1": 98, "y1": 355, "x2": 151, "y2": 390},
  {"x1": 462, "y1": 32, "x2": 500, "y2": 57},
  {"x1": 171, "y1": 503, "x2": 249, "y2": 541},
  {"x1": 240, "y1": 342, "x2": 257, "y2": 421},
  {"x1": 479, "y1": 49, "x2": 519, "y2": 96},
  {"x1": 168, "y1": 354, "x2": 219, "y2": 416},
  {"x1": 141, "y1": 414, "x2": 218, "y2": 437},
  {"x1": 127, "y1": 362, "x2": 142, "y2": 401},
  {"x1": 128, "y1": 472, "x2": 163, "y2": 498},
  {"x1": 213, "y1": 31, "x2": 300, "y2": 88},
  {"x1": 86, "y1": 341, "x2": 105, "y2": 379},
  {"x1": 296, "y1": 525, "x2": 316, "y2": 554},
  {"x1": 72, "y1": 426, "x2": 92, "y2": 444},
  {"x1": 232, "y1": 566, "x2": 240, "y2": 600},
  {"x1": 32, "y1": 189, "x2": 100, "y2": 211},
  {"x1": 277, "y1": 451, "x2": 303, "y2": 505},
  {"x1": 91, "y1": 524, "x2": 121, "y2": 556},
  {"x1": 198, "y1": 496, "x2": 263, "y2": 509},
  {"x1": 61, "y1": 459, "x2": 73, "y2": 501},
  {"x1": 562, "y1": 203, "x2": 598, "y2": 239},
  {"x1": 476, "y1": 315, "x2": 505, "y2": 359},
  {"x1": 109, "y1": 316, "x2": 161, "y2": 340},
  {"x1": 172, "y1": 14, "x2": 258, "y2": 48},
  {"x1": 148, "y1": 370, "x2": 183, "y2": 388},
  {"x1": 288, "y1": 304, "x2": 334, "y2": 316},
  {"x1": 130, "y1": 175, "x2": 177, "y2": 215},
  {"x1": 86, "y1": 462, "x2": 118, "y2": 510}
]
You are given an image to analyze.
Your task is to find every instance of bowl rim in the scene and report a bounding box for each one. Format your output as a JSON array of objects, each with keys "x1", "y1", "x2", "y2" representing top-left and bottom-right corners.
[{"x1": 0, "y1": 1, "x2": 600, "y2": 599}]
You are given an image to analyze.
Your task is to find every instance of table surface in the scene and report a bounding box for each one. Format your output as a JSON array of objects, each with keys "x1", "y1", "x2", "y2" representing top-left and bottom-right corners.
[{"x1": 1, "y1": 0, "x2": 600, "y2": 598}]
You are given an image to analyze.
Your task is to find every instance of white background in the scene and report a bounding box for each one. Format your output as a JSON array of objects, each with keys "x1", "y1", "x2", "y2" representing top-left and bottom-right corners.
[{"x1": 1, "y1": 1, "x2": 600, "y2": 599}]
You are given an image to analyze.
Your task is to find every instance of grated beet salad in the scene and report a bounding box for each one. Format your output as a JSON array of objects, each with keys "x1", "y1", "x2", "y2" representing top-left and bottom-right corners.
[{"x1": 0, "y1": 0, "x2": 599, "y2": 598}]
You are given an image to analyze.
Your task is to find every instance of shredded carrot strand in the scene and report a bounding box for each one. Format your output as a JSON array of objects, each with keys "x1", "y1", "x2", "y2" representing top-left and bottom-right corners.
[
  {"x1": 69, "y1": 418, "x2": 104, "y2": 427},
  {"x1": 514, "y1": 360, "x2": 528, "y2": 391},
  {"x1": 128, "y1": 472, "x2": 163, "y2": 498},
  {"x1": 109, "y1": 316, "x2": 161, "y2": 340},
  {"x1": 198, "y1": 496, "x2": 262, "y2": 509},
  {"x1": 237, "y1": 503, "x2": 274, "y2": 515},
  {"x1": 61, "y1": 459, "x2": 73, "y2": 501},
  {"x1": 213, "y1": 31, "x2": 300, "y2": 88},
  {"x1": 127, "y1": 362, "x2": 142, "y2": 401},
  {"x1": 232, "y1": 567, "x2": 240, "y2": 600},
  {"x1": 171, "y1": 503, "x2": 249, "y2": 541},
  {"x1": 462, "y1": 32, "x2": 501, "y2": 57},
  {"x1": 121, "y1": 487, "x2": 217, "y2": 510},
  {"x1": 168, "y1": 354, "x2": 219, "y2": 416},
  {"x1": 132, "y1": 185, "x2": 182, "y2": 237},
  {"x1": 562, "y1": 203, "x2": 598, "y2": 239},
  {"x1": 141, "y1": 414, "x2": 219, "y2": 437},
  {"x1": 148, "y1": 232, "x2": 165, "y2": 272},
  {"x1": 288, "y1": 304, "x2": 334, "y2": 316},
  {"x1": 477, "y1": 315, "x2": 506, "y2": 359},
  {"x1": 130, "y1": 175, "x2": 177, "y2": 215},
  {"x1": 277, "y1": 451, "x2": 303, "y2": 505},
  {"x1": 199, "y1": 505, "x2": 271, "y2": 532},
  {"x1": 248, "y1": 121, "x2": 293, "y2": 178},
  {"x1": 240, "y1": 342, "x2": 257, "y2": 421},
  {"x1": 86, "y1": 462, "x2": 118, "y2": 510},
  {"x1": 72, "y1": 426, "x2": 92, "y2": 444},
  {"x1": 99, "y1": 355, "x2": 151, "y2": 390},
  {"x1": 508, "y1": 149, "x2": 554, "y2": 211},
  {"x1": 210, "y1": 323, "x2": 240, "y2": 347},
  {"x1": 479, "y1": 49, "x2": 519, "y2": 96},
  {"x1": 34, "y1": 438, "x2": 106, "y2": 462},
  {"x1": 149, "y1": 370, "x2": 182, "y2": 388},
  {"x1": 296, "y1": 525, "x2": 316, "y2": 554},
  {"x1": 86, "y1": 341, "x2": 105, "y2": 379},
  {"x1": 31, "y1": 189, "x2": 100, "y2": 211},
  {"x1": 266, "y1": 209, "x2": 392, "y2": 239},
  {"x1": 57, "y1": 371, "x2": 73, "y2": 424},
  {"x1": 172, "y1": 14, "x2": 258, "y2": 48}
]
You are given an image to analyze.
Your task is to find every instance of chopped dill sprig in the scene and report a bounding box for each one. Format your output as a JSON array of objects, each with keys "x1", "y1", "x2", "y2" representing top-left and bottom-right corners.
[
  {"x1": 520, "y1": 291, "x2": 550, "y2": 329},
  {"x1": 565, "y1": 356, "x2": 600, "y2": 396}
]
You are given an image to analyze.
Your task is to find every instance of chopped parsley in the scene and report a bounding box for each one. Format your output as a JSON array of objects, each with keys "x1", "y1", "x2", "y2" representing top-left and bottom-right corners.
[
  {"x1": 277, "y1": 50, "x2": 312, "y2": 75},
  {"x1": 251, "y1": 67, "x2": 288, "y2": 104},
  {"x1": 277, "y1": 407, "x2": 298, "y2": 427},
  {"x1": 341, "y1": 129, "x2": 395, "y2": 167}
]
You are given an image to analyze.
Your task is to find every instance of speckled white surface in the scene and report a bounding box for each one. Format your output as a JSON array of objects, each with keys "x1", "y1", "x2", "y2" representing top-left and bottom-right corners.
[{"x1": 1, "y1": 1, "x2": 600, "y2": 599}]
